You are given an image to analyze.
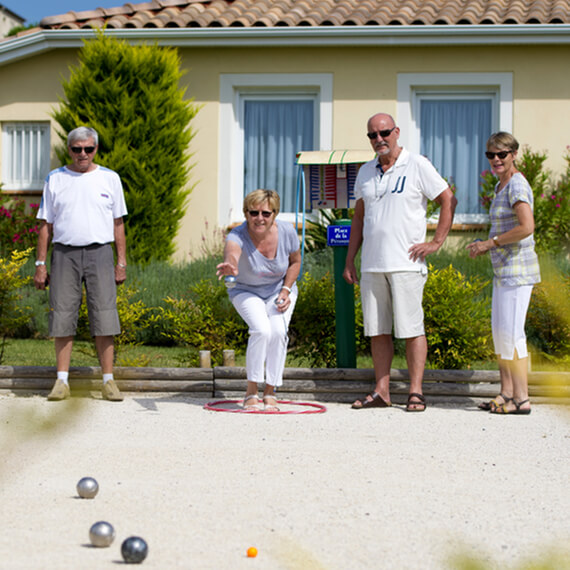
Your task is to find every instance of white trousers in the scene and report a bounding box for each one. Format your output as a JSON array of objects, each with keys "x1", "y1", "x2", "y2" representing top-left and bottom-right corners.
[
  {"x1": 232, "y1": 289, "x2": 297, "y2": 387},
  {"x1": 492, "y1": 282, "x2": 533, "y2": 360}
]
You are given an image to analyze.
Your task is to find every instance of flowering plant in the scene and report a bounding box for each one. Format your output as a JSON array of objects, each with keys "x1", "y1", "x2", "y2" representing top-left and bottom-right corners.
[
  {"x1": 478, "y1": 169, "x2": 498, "y2": 213},
  {"x1": 534, "y1": 148, "x2": 570, "y2": 255},
  {"x1": 0, "y1": 193, "x2": 40, "y2": 257}
]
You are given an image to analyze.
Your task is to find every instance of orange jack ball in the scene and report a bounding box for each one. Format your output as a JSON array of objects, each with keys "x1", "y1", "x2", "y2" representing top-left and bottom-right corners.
[{"x1": 247, "y1": 547, "x2": 258, "y2": 558}]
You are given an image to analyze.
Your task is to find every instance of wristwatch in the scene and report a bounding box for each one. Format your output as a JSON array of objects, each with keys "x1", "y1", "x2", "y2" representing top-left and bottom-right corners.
[
  {"x1": 35, "y1": 260, "x2": 46, "y2": 266},
  {"x1": 492, "y1": 236, "x2": 500, "y2": 247}
]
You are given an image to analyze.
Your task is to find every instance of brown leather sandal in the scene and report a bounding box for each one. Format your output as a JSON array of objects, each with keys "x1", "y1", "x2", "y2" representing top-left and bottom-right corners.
[
  {"x1": 406, "y1": 392, "x2": 426, "y2": 412},
  {"x1": 351, "y1": 392, "x2": 391, "y2": 409}
]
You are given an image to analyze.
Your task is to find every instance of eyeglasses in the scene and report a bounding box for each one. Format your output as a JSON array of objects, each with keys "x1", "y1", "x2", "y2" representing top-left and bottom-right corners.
[
  {"x1": 70, "y1": 146, "x2": 96, "y2": 154},
  {"x1": 248, "y1": 210, "x2": 273, "y2": 218},
  {"x1": 485, "y1": 150, "x2": 512, "y2": 160},
  {"x1": 367, "y1": 127, "x2": 396, "y2": 140}
]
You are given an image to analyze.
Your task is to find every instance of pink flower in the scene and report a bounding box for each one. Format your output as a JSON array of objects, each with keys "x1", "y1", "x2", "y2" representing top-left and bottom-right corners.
[
  {"x1": 556, "y1": 204, "x2": 561, "y2": 208},
  {"x1": 12, "y1": 233, "x2": 21, "y2": 242}
]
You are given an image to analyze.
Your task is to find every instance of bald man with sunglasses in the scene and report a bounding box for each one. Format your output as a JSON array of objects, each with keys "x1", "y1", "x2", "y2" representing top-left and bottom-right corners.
[
  {"x1": 343, "y1": 113, "x2": 457, "y2": 412},
  {"x1": 34, "y1": 126, "x2": 128, "y2": 402}
]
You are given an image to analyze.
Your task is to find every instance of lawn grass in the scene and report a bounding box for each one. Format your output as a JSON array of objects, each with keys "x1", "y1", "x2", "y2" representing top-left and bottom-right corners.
[{"x1": 2, "y1": 338, "x2": 413, "y2": 369}]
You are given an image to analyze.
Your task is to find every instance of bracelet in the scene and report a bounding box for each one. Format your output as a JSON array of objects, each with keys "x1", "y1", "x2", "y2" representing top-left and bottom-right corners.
[
  {"x1": 117, "y1": 263, "x2": 127, "y2": 268},
  {"x1": 281, "y1": 285, "x2": 292, "y2": 293},
  {"x1": 492, "y1": 236, "x2": 500, "y2": 247}
]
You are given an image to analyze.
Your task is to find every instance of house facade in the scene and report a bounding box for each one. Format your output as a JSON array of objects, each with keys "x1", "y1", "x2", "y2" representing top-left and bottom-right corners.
[
  {"x1": 0, "y1": 4, "x2": 23, "y2": 38},
  {"x1": 1, "y1": 0, "x2": 569, "y2": 260}
]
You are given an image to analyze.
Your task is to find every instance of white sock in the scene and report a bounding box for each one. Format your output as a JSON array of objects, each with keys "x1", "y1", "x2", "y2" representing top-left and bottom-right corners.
[
  {"x1": 57, "y1": 371, "x2": 69, "y2": 385},
  {"x1": 102, "y1": 373, "x2": 114, "y2": 384}
]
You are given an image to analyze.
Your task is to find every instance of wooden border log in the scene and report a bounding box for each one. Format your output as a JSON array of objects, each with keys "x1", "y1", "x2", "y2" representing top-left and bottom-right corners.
[
  {"x1": 1, "y1": 366, "x2": 568, "y2": 400},
  {"x1": 0, "y1": 366, "x2": 213, "y2": 380}
]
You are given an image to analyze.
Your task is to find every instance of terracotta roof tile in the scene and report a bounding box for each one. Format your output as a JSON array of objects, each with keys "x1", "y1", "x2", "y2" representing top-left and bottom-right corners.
[{"x1": 39, "y1": 0, "x2": 570, "y2": 30}]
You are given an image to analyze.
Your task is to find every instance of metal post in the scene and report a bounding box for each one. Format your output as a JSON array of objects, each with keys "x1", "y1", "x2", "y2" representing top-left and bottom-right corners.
[{"x1": 332, "y1": 218, "x2": 356, "y2": 368}]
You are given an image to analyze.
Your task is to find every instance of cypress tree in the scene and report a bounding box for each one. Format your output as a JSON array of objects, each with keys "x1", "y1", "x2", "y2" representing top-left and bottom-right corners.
[{"x1": 53, "y1": 32, "x2": 199, "y2": 263}]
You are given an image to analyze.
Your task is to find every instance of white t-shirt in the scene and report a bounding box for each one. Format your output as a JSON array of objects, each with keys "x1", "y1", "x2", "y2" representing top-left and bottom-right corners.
[
  {"x1": 354, "y1": 148, "x2": 448, "y2": 273},
  {"x1": 37, "y1": 165, "x2": 128, "y2": 246}
]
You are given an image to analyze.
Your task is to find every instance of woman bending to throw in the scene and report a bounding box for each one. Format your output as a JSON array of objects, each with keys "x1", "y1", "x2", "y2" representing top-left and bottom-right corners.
[
  {"x1": 467, "y1": 132, "x2": 540, "y2": 415},
  {"x1": 216, "y1": 190, "x2": 301, "y2": 412}
]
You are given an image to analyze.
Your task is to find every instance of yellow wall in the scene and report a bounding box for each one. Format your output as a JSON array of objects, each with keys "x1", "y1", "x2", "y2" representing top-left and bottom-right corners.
[{"x1": 1, "y1": 42, "x2": 569, "y2": 260}]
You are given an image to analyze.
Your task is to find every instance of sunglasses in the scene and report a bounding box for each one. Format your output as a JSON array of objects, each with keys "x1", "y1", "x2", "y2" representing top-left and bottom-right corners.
[
  {"x1": 70, "y1": 146, "x2": 96, "y2": 154},
  {"x1": 367, "y1": 127, "x2": 396, "y2": 140},
  {"x1": 485, "y1": 150, "x2": 512, "y2": 160},
  {"x1": 248, "y1": 210, "x2": 273, "y2": 218}
]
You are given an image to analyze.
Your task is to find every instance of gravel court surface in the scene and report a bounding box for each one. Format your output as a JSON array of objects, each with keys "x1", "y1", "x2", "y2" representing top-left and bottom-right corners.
[{"x1": 0, "y1": 392, "x2": 569, "y2": 570}]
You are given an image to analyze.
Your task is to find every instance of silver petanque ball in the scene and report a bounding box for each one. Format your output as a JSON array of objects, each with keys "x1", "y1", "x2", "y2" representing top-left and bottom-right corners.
[
  {"x1": 224, "y1": 275, "x2": 237, "y2": 289},
  {"x1": 89, "y1": 521, "x2": 115, "y2": 547},
  {"x1": 121, "y1": 536, "x2": 149, "y2": 564},
  {"x1": 76, "y1": 477, "x2": 99, "y2": 499}
]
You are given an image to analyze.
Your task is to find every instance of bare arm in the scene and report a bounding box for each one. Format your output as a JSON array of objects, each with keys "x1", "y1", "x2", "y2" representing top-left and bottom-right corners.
[
  {"x1": 467, "y1": 201, "x2": 535, "y2": 258},
  {"x1": 33, "y1": 221, "x2": 52, "y2": 290},
  {"x1": 409, "y1": 187, "x2": 457, "y2": 262},
  {"x1": 343, "y1": 199, "x2": 364, "y2": 284},
  {"x1": 114, "y1": 217, "x2": 127, "y2": 284},
  {"x1": 274, "y1": 248, "x2": 302, "y2": 312},
  {"x1": 216, "y1": 239, "x2": 242, "y2": 279}
]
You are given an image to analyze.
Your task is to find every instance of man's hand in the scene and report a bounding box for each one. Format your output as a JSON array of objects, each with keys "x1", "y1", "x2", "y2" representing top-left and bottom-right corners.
[
  {"x1": 408, "y1": 241, "x2": 441, "y2": 262},
  {"x1": 34, "y1": 266, "x2": 49, "y2": 290},
  {"x1": 343, "y1": 261, "x2": 359, "y2": 285},
  {"x1": 115, "y1": 264, "x2": 127, "y2": 285}
]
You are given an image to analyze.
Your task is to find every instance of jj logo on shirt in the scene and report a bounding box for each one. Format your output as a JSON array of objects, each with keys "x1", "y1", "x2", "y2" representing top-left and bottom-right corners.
[{"x1": 391, "y1": 176, "x2": 406, "y2": 194}]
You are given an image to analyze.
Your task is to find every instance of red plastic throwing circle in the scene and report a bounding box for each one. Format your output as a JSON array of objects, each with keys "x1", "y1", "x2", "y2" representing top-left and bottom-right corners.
[{"x1": 203, "y1": 399, "x2": 327, "y2": 414}]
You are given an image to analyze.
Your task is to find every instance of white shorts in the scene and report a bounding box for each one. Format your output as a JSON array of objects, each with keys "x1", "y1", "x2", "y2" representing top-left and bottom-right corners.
[
  {"x1": 360, "y1": 271, "x2": 427, "y2": 339},
  {"x1": 492, "y1": 282, "x2": 533, "y2": 360}
]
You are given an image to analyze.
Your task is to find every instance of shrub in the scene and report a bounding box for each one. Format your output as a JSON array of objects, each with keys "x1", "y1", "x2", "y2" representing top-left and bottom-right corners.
[
  {"x1": 52, "y1": 31, "x2": 199, "y2": 264},
  {"x1": 0, "y1": 249, "x2": 33, "y2": 363},
  {"x1": 0, "y1": 195, "x2": 40, "y2": 257},
  {"x1": 423, "y1": 264, "x2": 494, "y2": 369},
  {"x1": 526, "y1": 262, "x2": 570, "y2": 364},
  {"x1": 290, "y1": 272, "x2": 369, "y2": 368},
  {"x1": 533, "y1": 150, "x2": 570, "y2": 255},
  {"x1": 75, "y1": 282, "x2": 151, "y2": 363},
  {"x1": 158, "y1": 280, "x2": 248, "y2": 366}
]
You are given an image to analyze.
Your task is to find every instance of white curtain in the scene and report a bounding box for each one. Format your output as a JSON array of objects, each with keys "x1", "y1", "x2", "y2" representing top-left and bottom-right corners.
[
  {"x1": 2, "y1": 123, "x2": 50, "y2": 190},
  {"x1": 420, "y1": 99, "x2": 492, "y2": 214},
  {"x1": 244, "y1": 100, "x2": 314, "y2": 213}
]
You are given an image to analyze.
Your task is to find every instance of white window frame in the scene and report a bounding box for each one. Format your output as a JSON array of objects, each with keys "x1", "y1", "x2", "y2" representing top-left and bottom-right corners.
[
  {"x1": 1, "y1": 122, "x2": 50, "y2": 192},
  {"x1": 397, "y1": 72, "x2": 513, "y2": 224},
  {"x1": 219, "y1": 73, "x2": 333, "y2": 226}
]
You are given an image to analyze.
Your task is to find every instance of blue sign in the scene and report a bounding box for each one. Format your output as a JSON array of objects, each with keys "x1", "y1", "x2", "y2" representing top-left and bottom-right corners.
[{"x1": 327, "y1": 225, "x2": 351, "y2": 246}]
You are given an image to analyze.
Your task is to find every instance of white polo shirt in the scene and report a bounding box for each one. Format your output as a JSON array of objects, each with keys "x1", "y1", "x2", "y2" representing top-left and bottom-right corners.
[
  {"x1": 37, "y1": 165, "x2": 128, "y2": 246},
  {"x1": 354, "y1": 148, "x2": 448, "y2": 273}
]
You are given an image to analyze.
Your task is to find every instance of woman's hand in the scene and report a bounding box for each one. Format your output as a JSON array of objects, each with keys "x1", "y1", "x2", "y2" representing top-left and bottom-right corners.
[
  {"x1": 274, "y1": 290, "x2": 291, "y2": 313},
  {"x1": 216, "y1": 261, "x2": 238, "y2": 280},
  {"x1": 466, "y1": 239, "x2": 493, "y2": 258}
]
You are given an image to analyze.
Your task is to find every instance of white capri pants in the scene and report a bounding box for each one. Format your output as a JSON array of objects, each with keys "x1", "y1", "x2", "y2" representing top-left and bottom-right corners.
[
  {"x1": 492, "y1": 282, "x2": 534, "y2": 360},
  {"x1": 232, "y1": 289, "x2": 297, "y2": 387}
]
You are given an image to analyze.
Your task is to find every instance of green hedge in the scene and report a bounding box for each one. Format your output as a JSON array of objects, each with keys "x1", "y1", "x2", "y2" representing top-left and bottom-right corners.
[{"x1": 5, "y1": 250, "x2": 570, "y2": 369}]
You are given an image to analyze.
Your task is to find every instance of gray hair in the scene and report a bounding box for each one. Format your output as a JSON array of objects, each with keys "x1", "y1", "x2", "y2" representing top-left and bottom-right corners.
[{"x1": 67, "y1": 126, "x2": 99, "y2": 147}]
